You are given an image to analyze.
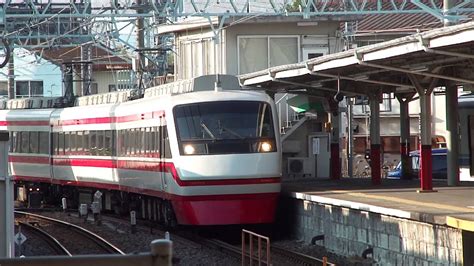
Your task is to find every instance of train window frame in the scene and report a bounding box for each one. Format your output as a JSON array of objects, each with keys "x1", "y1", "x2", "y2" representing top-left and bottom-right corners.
[
  {"x1": 153, "y1": 126, "x2": 159, "y2": 157},
  {"x1": 83, "y1": 130, "x2": 90, "y2": 155},
  {"x1": 139, "y1": 128, "x2": 146, "y2": 155},
  {"x1": 173, "y1": 101, "x2": 276, "y2": 155},
  {"x1": 76, "y1": 131, "x2": 84, "y2": 154},
  {"x1": 162, "y1": 125, "x2": 171, "y2": 158},
  {"x1": 39, "y1": 132, "x2": 49, "y2": 154},
  {"x1": 104, "y1": 130, "x2": 112, "y2": 156},
  {"x1": 125, "y1": 129, "x2": 131, "y2": 156},
  {"x1": 10, "y1": 132, "x2": 17, "y2": 152},
  {"x1": 90, "y1": 130, "x2": 97, "y2": 155},
  {"x1": 118, "y1": 130, "x2": 124, "y2": 156},
  {"x1": 64, "y1": 131, "x2": 70, "y2": 155},
  {"x1": 96, "y1": 130, "x2": 104, "y2": 155},
  {"x1": 70, "y1": 131, "x2": 77, "y2": 154},
  {"x1": 145, "y1": 127, "x2": 152, "y2": 156},
  {"x1": 20, "y1": 131, "x2": 29, "y2": 153},
  {"x1": 52, "y1": 132, "x2": 58, "y2": 155},
  {"x1": 58, "y1": 132, "x2": 65, "y2": 155}
]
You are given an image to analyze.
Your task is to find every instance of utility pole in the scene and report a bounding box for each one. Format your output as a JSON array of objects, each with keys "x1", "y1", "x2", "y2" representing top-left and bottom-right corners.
[
  {"x1": 444, "y1": 0, "x2": 460, "y2": 186},
  {"x1": 7, "y1": 50, "x2": 14, "y2": 99},
  {"x1": 347, "y1": 98, "x2": 354, "y2": 178},
  {"x1": 0, "y1": 131, "x2": 14, "y2": 258},
  {"x1": 136, "y1": 0, "x2": 145, "y2": 92}
]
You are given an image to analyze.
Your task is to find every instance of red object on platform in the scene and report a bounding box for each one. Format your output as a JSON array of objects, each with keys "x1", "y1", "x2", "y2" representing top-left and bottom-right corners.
[{"x1": 420, "y1": 145, "x2": 433, "y2": 191}]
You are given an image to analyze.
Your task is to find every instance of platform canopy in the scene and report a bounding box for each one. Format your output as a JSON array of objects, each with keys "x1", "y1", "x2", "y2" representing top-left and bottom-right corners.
[{"x1": 239, "y1": 21, "x2": 474, "y2": 98}]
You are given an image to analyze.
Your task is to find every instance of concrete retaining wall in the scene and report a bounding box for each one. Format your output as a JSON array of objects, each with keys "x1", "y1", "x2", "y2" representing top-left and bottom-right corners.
[{"x1": 281, "y1": 198, "x2": 464, "y2": 265}]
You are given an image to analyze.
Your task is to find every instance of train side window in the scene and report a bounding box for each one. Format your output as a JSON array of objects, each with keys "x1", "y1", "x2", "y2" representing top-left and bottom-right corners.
[
  {"x1": 155, "y1": 127, "x2": 163, "y2": 157},
  {"x1": 139, "y1": 128, "x2": 146, "y2": 155},
  {"x1": 124, "y1": 130, "x2": 129, "y2": 156},
  {"x1": 9, "y1": 132, "x2": 16, "y2": 152},
  {"x1": 64, "y1": 132, "x2": 70, "y2": 155},
  {"x1": 145, "y1": 127, "x2": 152, "y2": 156},
  {"x1": 90, "y1": 130, "x2": 97, "y2": 155},
  {"x1": 58, "y1": 132, "x2": 65, "y2": 155},
  {"x1": 162, "y1": 126, "x2": 171, "y2": 158},
  {"x1": 120, "y1": 129, "x2": 128, "y2": 156},
  {"x1": 14, "y1": 132, "x2": 21, "y2": 153},
  {"x1": 104, "y1": 130, "x2": 112, "y2": 156},
  {"x1": 127, "y1": 129, "x2": 134, "y2": 156},
  {"x1": 83, "y1": 131, "x2": 90, "y2": 155},
  {"x1": 76, "y1": 131, "x2": 83, "y2": 154},
  {"x1": 117, "y1": 130, "x2": 123, "y2": 156},
  {"x1": 70, "y1": 131, "x2": 77, "y2": 154},
  {"x1": 29, "y1": 131, "x2": 39, "y2": 154},
  {"x1": 129, "y1": 129, "x2": 134, "y2": 156},
  {"x1": 133, "y1": 129, "x2": 138, "y2": 155},
  {"x1": 52, "y1": 132, "x2": 58, "y2": 155},
  {"x1": 20, "y1": 132, "x2": 29, "y2": 153},
  {"x1": 152, "y1": 127, "x2": 158, "y2": 157},
  {"x1": 39, "y1": 132, "x2": 49, "y2": 154},
  {"x1": 95, "y1": 131, "x2": 103, "y2": 155}
]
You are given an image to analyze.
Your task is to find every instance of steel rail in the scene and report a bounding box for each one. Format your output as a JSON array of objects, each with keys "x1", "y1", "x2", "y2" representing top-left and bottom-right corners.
[
  {"x1": 15, "y1": 211, "x2": 125, "y2": 255},
  {"x1": 18, "y1": 221, "x2": 72, "y2": 256},
  {"x1": 271, "y1": 245, "x2": 335, "y2": 266}
]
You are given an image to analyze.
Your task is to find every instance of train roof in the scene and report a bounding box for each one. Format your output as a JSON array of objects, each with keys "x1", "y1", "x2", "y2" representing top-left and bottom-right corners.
[{"x1": 0, "y1": 75, "x2": 243, "y2": 110}]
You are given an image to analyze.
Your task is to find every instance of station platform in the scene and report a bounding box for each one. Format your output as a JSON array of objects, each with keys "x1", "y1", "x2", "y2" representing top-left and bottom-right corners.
[{"x1": 282, "y1": 178, "x2": 474, "y2": 232}]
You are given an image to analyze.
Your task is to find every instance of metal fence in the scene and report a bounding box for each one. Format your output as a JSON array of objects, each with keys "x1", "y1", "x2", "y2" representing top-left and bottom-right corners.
[{"x1": 0, "y1": 239, "x2": 172, "y2": 266}]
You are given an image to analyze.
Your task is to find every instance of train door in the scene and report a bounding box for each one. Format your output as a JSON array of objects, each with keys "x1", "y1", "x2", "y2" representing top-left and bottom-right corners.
[
  {"x1": 49, "y1": 116, "x2": 54, "y2": 183},
  {"x1": 159, "y1": 119, "x2": 167, "y2": 191}
]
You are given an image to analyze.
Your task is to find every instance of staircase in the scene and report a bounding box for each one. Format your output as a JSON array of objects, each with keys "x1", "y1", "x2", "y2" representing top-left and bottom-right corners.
[{"x1": 276, "y1": 93, "x2": 308, "y2": 141}]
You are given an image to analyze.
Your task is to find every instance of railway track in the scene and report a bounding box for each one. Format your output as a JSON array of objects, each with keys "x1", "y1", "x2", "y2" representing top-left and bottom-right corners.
[
  {"x1": 100, "y1": 213, "x2": 332, "y2": 265},
  {"x1": 15, "y1": 211, "x2": 125, "y2": 255},
  {"x1": 17, "y1": 221, "x2": 71, "y2": 256}
]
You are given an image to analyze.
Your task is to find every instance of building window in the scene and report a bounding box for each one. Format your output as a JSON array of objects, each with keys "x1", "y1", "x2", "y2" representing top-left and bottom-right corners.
[
  {"x1": 109, "y1": 84, "x2": 132, "y2": 92},
  {"x1": 15, "y1": 80, "x2": 43, "y2": 98},
  {"x1": 380, "y1": 93, "x2": 393, "y2": 112},
  {"x1": 238, "y1": 35, "x2": 300, "y2": 75},
  {"x1": 0, "y1": 82, "x2": 7, "y2": 96},
  {"x1": 360, "y1": 93, "x2": 393, "y2": 113}
]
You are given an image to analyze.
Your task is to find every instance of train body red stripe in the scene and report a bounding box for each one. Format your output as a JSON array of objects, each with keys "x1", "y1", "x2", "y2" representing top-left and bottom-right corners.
[
  {"x1": 10, "y1": 155, "x2": 279, "y2": 187},
  {"x1": 0, "y1": 121, "x2": 49, "y2": 126},
  {"x1": 13, "y1": 175, "x2": 278, "y2": 201},
  {"x1": 57, "y1": 110, "x2": 166, "y2": 126}
]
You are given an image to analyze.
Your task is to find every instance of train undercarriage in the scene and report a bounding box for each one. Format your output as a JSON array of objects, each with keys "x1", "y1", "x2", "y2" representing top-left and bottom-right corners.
[{"x1": 14, "y1": 181, "x2": 178, "y2": 227}]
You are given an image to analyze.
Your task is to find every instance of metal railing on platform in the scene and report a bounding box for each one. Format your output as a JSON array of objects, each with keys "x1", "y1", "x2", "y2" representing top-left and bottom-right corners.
[
  {"x1": 0, "y1": 239, "x2": 172, "y2": 266},
  {"x1": 241, "y1": 229, "x2": 270, "y2": 266}
]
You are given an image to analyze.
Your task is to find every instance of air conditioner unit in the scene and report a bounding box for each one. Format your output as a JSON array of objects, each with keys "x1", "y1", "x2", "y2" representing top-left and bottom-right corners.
[{"x1": 288, "y1": 157, "x2": 314, "y2": 177}]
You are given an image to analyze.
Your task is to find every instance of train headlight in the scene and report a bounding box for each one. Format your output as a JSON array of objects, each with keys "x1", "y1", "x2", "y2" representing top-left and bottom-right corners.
[
  {"x1": 260, "y1": 141, "x2": 272, "y2": 152},
  {"x1": 184, "y1": 144, "x2": 195, "y2": 155}
]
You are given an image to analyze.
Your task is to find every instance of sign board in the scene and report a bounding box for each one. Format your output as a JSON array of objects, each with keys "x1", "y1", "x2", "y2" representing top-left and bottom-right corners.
[
  {"x1": 14, "y1": 233, "x2": 26, "y2": 246},
  {"x1": 312, "y1": 138, "x2": 320, "y2": 155}
]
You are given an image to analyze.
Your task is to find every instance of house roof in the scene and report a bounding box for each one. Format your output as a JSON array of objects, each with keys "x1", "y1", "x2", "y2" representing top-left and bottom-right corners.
[
  {"x1": 37, "y1": 44, "x2": 132, "y2": 71},
  {"x1": 157, "y1": 15, "x2": 360, "y2": 34},
  {"x1": 239, "y1": 21, "x2": 474, "y2": 98},
  {"x1": 348, "y1": 1, "x2": 474, "y2": 36}
]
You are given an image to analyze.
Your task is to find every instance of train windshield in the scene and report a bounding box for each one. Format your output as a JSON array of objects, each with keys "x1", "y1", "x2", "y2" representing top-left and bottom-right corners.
[{"x1": 174, "y1": 101, "x2": 276, "y2": 155}]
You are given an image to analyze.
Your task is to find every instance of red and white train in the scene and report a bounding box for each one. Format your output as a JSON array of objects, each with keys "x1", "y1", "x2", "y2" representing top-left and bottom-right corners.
[{"x1": 1, "y1": 75, "x2": 281, "y2": 226}]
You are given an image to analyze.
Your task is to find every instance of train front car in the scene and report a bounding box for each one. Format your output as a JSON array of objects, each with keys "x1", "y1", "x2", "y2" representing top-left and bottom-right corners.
[{"x1": 167, "y1": 90, "x2": 282, "y2": 225}]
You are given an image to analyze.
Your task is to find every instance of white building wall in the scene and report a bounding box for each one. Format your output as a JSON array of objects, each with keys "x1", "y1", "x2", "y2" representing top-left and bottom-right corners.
[
  {"x1": 353, "y1": 93, "x2": 447, "y2": 138},
  {"x1": 0, "y1": 49, "x2": 62, "y2": 97},
  {"x1": 92, "y1": 70, "x2": 133, "y2": 94}
]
